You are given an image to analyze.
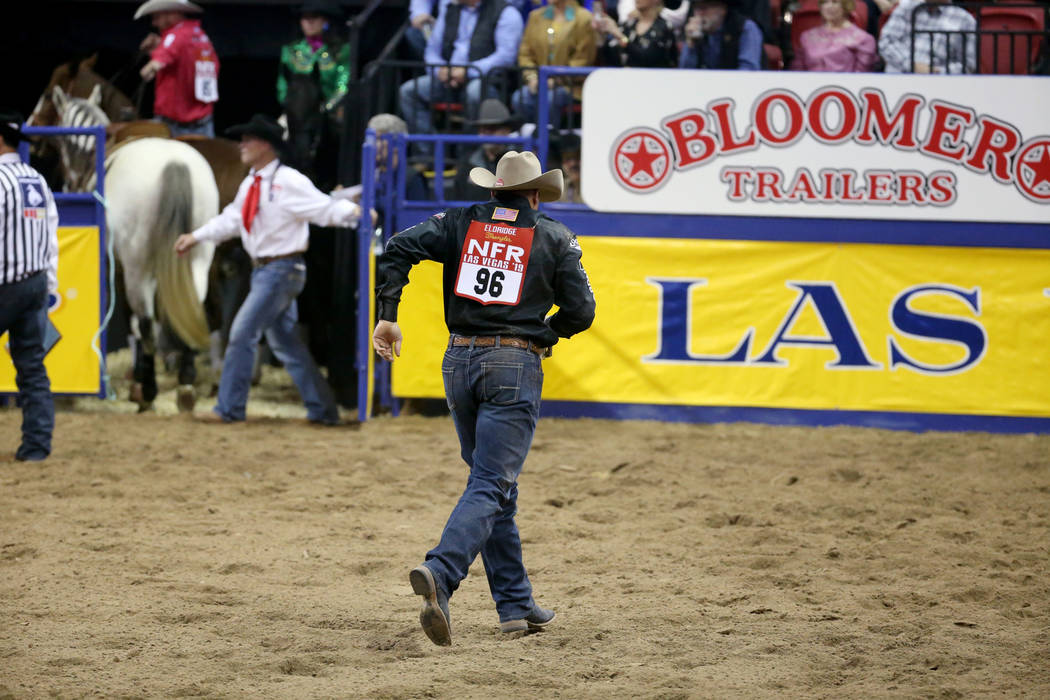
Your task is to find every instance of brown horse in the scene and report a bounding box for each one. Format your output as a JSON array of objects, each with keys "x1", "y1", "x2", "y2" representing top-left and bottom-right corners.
[
  {"x1": 33, "y1": 57, "x2": 251, "y2": 410},
  {"x1": 30, "y1": 55, "x2": 247, "y2": 207}
]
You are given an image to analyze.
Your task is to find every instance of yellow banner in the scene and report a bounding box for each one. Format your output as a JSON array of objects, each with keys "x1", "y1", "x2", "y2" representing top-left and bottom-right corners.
[
  {"x1": 1, "y1": 226, "x2": 102, "y2": 395},
  {"x1": 393, "y1": 237, "x2": 1050, "y2": 417}
]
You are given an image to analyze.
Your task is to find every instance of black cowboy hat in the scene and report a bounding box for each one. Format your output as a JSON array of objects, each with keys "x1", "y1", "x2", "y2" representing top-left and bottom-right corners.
[
  {"x1": 225, "y1": 114, "x2": 286, "y2": 151},
  {"x1": 298, "y1": 0, "x2": 344, "y2": 19},
  {"x1": 468, "y1": 99, "x2": 521, "y2": 130},
  {"x1": 0, "y1": 111, "x2": 30, "y2": 145}
]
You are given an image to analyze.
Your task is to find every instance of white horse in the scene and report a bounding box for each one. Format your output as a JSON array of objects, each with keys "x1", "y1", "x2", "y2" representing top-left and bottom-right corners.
[{"x1": 52, "y1": 85, "x2": 218, "y2": 412}]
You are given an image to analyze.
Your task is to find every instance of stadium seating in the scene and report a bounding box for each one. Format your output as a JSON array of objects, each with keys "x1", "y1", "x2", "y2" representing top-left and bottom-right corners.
[{"x1": 977, "y1": 4, "x2": 1046, "y2": 74}]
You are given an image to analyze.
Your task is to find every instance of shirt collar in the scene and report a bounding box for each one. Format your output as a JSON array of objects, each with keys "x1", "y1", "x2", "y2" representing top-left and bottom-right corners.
[
  {"x1": 250, "y1": 159, "x2": 280, "y2": 177},
  {"x1": 543, "y1": 2, "x2": 577, "y2": 21},
  {"x1": 0, "y1": 152, "x2": 22, "y2": 164}
]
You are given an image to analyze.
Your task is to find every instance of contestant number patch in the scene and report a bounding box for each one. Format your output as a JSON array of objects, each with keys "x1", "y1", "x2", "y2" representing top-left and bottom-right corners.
[
  {"x1": 454, "y1": 220, "x2": 534, "y2": 305},
  {"x1": 194, "y1": 58, "x2": 218, "y2": 103}
]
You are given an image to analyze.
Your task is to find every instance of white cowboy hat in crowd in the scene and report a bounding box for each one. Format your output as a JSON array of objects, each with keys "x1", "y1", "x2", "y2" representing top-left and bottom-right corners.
[
  {"x1": 134, "y1": 0, "x2": 203, "y2": 20},
  {"x1": 469, "y1": 150, "x2": 564, "y2": 202}
]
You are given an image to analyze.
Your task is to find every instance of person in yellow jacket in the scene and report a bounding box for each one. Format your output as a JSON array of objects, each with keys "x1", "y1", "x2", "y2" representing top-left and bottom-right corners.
[{"x1": 511, "y1": 0, "x2": 597, "y2": 128}]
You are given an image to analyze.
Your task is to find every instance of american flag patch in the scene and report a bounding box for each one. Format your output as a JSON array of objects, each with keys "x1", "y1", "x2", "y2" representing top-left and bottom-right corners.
[{"x1": 492, "y1": 207, "x2": 518, "y2": 222}]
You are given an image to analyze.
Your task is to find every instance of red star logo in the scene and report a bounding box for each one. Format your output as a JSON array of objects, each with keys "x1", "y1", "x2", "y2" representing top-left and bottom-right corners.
[
  {"x1": 611, "y1": 129, "x2": 672, "y2": 192},
  {"x1": 625, "y1": 140, "x2": 663, "y2": 180},
  {"x1": 1014, "y1": 139, "x2": 1050, "y2": 202},
  {"x1": 1022, "y1": 146, "x2": 1050, "y2": 189}
]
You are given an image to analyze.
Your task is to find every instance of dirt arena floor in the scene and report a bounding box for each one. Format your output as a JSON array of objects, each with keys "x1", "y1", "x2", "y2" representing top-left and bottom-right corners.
[{"x1": 2, "y1": 355, "x2": 1049, "y2": 698}]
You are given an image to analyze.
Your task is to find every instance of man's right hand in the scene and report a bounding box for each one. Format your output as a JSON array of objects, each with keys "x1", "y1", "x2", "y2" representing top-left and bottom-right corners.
[
  {"x1": 436, "y1": 66, "x2": 450, "y2": 84},
  {"x1": 410, "y1": 12, "x2": 435, "y2": 30},
  {"x1": 140, "y1": 33, "x2": 161, "y2": 51},
  {"x1": 174, "y1": 234, "x2": 197, "y2": 255}
]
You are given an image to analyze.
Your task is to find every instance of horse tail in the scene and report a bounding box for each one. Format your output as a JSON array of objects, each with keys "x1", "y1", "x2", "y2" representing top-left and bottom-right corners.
[{"x1": 153, "y1": 160, "x2": 210, "y2": 350}]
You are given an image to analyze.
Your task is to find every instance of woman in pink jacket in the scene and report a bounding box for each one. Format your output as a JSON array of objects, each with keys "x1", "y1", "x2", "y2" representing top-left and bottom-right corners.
[{"x1": 792, "y1": 0, "x2": 877, "y2": 72}]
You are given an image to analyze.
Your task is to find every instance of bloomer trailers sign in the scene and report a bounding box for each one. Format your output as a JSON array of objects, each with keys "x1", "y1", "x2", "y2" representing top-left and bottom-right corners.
[{"x1": 581, "y1": 70, "x2": 1050, "y2": 222}]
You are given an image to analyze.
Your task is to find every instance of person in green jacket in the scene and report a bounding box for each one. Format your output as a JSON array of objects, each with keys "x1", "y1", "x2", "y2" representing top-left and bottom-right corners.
[
  {"x1": 278, "y1": 0, "x2": 350, "y2": 188},
  {"x1": 277, "y1": 0, "x2": 350, "y2": 119}
]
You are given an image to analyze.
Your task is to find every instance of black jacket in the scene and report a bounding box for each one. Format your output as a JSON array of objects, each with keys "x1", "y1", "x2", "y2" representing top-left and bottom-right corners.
[{"x1": 376, "y1": 194, "x2": 595, "y2": 347}]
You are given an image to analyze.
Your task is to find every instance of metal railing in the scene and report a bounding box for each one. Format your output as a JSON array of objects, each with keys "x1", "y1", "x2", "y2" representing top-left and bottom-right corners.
[{"x1": 907, "y1": 1, "x2": 1050, "y2": 74}]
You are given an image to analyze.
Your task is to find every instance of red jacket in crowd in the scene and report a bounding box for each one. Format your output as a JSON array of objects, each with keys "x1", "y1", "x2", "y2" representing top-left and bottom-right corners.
[{"x1": 150, "y1": 19, "x2": 219, "y2": 123}]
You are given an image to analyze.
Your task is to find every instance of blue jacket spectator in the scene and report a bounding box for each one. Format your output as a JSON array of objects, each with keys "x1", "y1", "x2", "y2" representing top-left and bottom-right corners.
[
  {"x1": 679, "y1": 0, "x2": 763, "y2": 70},
  {"x1": 399, "y1": 0, "x2": 524, "y2": 158},
  {"x1": 406, "y1": 0, "x2": 453, "y2": 59}
]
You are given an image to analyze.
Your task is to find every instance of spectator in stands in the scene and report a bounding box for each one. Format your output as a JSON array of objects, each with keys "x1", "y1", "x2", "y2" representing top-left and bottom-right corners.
[
  {"x1": 595, "y1": 0, "x2": 679, "y2": 67},
  {"x1": 333, "y1": 113, "x2": 429, "y2": 202},
  {"x1": 879, "y1": 0, "x2": 976, "y2": 74},
  {"x1": 791, "y1": 0, "x2": 876, "y2": 71},
  {"x1": 615, "y1": 0, "x2": 690, "y2": 30},
  {"x1": 454, "y1": 98, "x2": 520, "y2": 200},
  {"x1": 370, "y1": 113, "x2": 429, "y2": 201},
  {"x1": 679, "y1": 0, "x2": 763, "y2": 70},
  {"x1": 399, "y1": 0, "x2": 523, "y2": 158},
  {"x1": 865, "y1": 0, "x2": 899, "y2": 37},
  {"x1": 513, "y1": 0, "x2": 598, "y2": 126},
  {"x1": 134, "y1": 0, "x2": 219, "y2": 137},
  {"x1": 406, "y1": 0, "x2": 452, "y2": 59},
  {"x1": 556, "y1": 132, "x2": 583, "y2": 204}
]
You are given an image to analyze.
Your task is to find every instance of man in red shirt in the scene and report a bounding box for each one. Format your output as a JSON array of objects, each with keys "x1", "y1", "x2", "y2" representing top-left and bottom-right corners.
[{"x1": 135, "y1": 0, "x2": 220, "y2": 137}]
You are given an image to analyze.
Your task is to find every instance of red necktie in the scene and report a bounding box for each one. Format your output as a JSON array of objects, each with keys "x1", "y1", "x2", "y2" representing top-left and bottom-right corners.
[{"x1": 241, "y1": 174, "x2": 262, "y2": 233}]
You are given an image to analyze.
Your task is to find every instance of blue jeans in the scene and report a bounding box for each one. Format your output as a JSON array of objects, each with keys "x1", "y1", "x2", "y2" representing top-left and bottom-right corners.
[
  {"x1": 0, "y1": 272, "x2": 53, "y2": 460},
  {"x1": 511, "y1": 85, "x2": 574, "y2": 128},
  {"x1": 424, "y1": 340, "x2": 543, "y2": 623},
  {"x1": 214, "y1": 257, "x2": 337, "y2": 423},
  {"x1": 399, "y1": 73, "x2": 487, "y2": 156},
  {"x1": 158, "y1": 114, "x2": 215, "y2": 138}
]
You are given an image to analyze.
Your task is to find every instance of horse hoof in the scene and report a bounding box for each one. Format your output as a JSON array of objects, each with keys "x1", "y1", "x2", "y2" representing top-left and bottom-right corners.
[
  {"x1": 176, "y1": 385, "x2": 196, "y2": 413},
  {"x1": 130, "y1": 382, "x2": 155, "y2": 413}
]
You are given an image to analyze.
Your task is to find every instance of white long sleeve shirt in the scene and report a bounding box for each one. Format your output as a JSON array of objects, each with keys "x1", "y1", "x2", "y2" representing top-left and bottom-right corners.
[
  {"x1": 0, "y1": 152, "x2": 59, "y2": 294},
  {"x1": 190, "y1": 158, "x2": 361, "y2": 259}
]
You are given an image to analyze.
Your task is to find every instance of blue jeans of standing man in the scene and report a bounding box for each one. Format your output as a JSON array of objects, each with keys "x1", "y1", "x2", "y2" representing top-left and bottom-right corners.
[
  {"x1": 158, "y1": 115, "x2": 215, "y2": 138},
  {"x1": 214, "y1": 257, "x2": 338, "y2": 423},
  {"x1": 0, "y1": 272, "x2": 54, "y2": 460},
  {"x1": 423, "y1": 340, "x2": 543, "y2": 623}
]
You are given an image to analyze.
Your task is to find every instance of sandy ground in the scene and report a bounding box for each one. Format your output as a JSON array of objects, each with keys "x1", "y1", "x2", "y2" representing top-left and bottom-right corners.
[{"x1": 2, "y1": 355, "x2": 1049, "y2": 698}]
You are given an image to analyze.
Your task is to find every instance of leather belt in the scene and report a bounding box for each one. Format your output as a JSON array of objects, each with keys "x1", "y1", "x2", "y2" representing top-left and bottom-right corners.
[
  {"x1": 450, "y1": 335, "x2": 549, "y2": 357},
  {"x1": 252, "y1": 251, "x2": 305, "y2": 267}
]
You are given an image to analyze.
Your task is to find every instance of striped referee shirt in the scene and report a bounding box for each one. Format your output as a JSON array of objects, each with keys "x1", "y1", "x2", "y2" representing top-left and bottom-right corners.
[{"x1": 0, "y1": 152, "x2": 59, "y2": 294}]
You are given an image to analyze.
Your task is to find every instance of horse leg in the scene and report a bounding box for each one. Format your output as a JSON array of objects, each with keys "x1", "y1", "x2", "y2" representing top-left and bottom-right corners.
[
  {"x1": 122, "y1": 258, "x2": 158, "y2": 412},
  {"x1": 130, "y1": 315, "x2": 158, "y2": 412},
  {"x1": 166, "y1": 328, "x2": 198, "y2": 413}
]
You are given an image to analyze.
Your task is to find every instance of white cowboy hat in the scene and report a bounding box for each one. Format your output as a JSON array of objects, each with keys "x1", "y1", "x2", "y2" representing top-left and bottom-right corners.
[
  {"x1": 469, "y1": 150, "x2": 564, "y2": 203},
  {"x1": 134, "y1": 0, "x2": 203, "y2": 19}
]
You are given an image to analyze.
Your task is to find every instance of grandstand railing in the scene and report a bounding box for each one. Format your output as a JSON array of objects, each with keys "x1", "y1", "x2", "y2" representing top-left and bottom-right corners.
[{"x1": 907, "y1": 1, "x2": 1050, "y2": 74}]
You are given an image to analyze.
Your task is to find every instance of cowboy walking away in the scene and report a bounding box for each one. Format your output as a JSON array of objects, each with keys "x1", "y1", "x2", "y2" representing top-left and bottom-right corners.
[{"x1": 373, "y1": 150, "x2": 596, "y2": 645}]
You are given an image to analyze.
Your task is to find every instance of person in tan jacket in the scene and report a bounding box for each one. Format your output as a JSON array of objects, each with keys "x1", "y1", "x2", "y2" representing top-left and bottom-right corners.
[{"x1": 511, "y1": 0, "x2": 597, "y2": 127}]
